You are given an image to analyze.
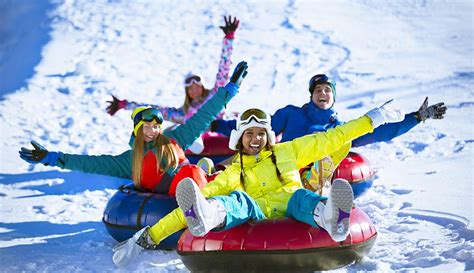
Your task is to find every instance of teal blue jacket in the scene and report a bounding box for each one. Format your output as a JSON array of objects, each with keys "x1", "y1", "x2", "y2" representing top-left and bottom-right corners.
[{"x1": 55, "y1": 86, "x2": 234, "y2": 179}]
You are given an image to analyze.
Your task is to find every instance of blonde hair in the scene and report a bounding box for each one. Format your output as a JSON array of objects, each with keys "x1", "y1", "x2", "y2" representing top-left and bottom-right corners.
[
  {"x1": 132, "y1": 126, "x2": 179, "y2": 188},
  {"x1": 183, "y1": 86, "x2": 210, "y2": 115}
]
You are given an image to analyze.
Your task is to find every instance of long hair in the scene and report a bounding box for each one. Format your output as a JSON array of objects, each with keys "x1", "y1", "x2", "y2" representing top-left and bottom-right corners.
[
  {"x1": 236, "y1": 135, "x2": 283, "y2": 190},
  {"x1": 183, "y1": 86, "x2": 210, "y2": 115},
  {"x1": 132, "y1": 126, "x2": 179, "y2": 188}
]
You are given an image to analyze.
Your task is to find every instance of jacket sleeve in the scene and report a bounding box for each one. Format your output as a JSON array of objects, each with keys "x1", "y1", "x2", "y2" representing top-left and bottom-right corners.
[
  {"x1": 352, "y1": 112, "x2": 419, "y2": 147},
  {"x1": 201, "y1": 167, "x2": 240, "y2": 197},
  {"x1": 165, "y1": 87, "x2": 234, "y2": 150},
  {"x1": 126, "y1": 100, "x2": 186, "y2": 124},
  {"x1": 182, "y1": 37, "x2": 235, "y2": 121},
  {"x1": 212, "y1": 119, "x2": 237, "y2": 136},
  {"x1": 57, "y1": 150, "x2": 132, "y2": 178},
  {"x1": 290, "y1": 115, "x2": 374, "y2": 168},
  {"x1": 271, "y1": 106, "x2": 290, "y2": 136},
  {"x1": 210, "y1": 37, "x2": 234, "y2": 96}
]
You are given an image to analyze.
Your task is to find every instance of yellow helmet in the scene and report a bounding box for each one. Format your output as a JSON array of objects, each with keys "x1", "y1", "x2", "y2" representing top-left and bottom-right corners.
[{"x1": 131, "y1": 106, "x2": 163, "y2": 136}]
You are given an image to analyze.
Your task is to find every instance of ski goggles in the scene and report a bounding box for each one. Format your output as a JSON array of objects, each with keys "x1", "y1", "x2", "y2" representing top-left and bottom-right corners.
[
  {"x1": 308, "y1": 74, "x2": 335, "y2": 93},
  {"x1": 184, "y1": 75, "x2": 202, "y2": 87},
  {"x1": 239, "y1": 108, "x2": 269, "y2": 126},
  {"x1": 133, "y1": 108, "x2": 163, "y2": 126}
]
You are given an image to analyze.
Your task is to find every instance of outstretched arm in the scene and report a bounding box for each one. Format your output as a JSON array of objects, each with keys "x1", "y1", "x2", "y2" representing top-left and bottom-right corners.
[
  {"x1": 19, "y1": 141, "x2": 132, "y2": 178},
  {"x1": 106, "y1": 95, "x2": 186, "y2": 124},
  {"x1": 353, "y1": 97, "x2": 447, "y2": 147}
]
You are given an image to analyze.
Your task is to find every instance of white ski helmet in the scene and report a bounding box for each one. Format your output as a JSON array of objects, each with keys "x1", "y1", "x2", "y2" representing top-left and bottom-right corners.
[{"x1": 228, "y1": 108, "x2": 276, "y2": 150}]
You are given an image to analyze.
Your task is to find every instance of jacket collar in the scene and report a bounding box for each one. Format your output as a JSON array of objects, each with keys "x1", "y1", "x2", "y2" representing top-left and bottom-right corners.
[
  {"x1": 304, "y1": 100, "x2": 338, "y2": 125},
  {"x1": 235, "y1": 149, "x2": 273, "y2": 166}
]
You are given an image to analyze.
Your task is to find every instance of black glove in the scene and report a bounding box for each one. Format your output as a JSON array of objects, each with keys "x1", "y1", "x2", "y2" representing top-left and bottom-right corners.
[
  {"x1": 229, "y1": 61, "x2": 248, "y2": 87},
  {"x1": 106, "y1": 95, "x2": 128, "y2": 116},
  {"x1": 19, "y1": 141, "x2": 62, "y2": 166},
  {"x1": 415, "y1": 97, "x2": 447, "y2": 122},
  {"x1": 220, "y1": 15, "x2": 239, "y2": 39}
]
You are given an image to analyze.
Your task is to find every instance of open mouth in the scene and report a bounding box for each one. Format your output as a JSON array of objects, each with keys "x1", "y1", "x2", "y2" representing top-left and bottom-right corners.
[
  {"x1": 318, "y1": 98, "x2": 328, "y2": 103},
  {"x1": 249, "y1": 143, "x2": 261, "y2": 152}
]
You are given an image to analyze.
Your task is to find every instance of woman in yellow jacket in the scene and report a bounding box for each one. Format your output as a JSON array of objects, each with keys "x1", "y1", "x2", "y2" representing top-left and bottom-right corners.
[{"x1": 113, "y1": 104, "x2": 404, "y2": 267}]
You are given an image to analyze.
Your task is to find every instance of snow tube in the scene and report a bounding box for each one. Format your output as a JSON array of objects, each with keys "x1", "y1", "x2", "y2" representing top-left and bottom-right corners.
[
  {"x1": 333, "y1": 152, "x2": 375, "y2": 198},
  {"x1": 185, "y1": 132, "x2": 235, "y2": 165},
  {"x1": 177, "y1": 207, "x2": 377, "y2": 272},
  {"x1": 102, "y1": 184, "x2": 182, "y2": 250}
]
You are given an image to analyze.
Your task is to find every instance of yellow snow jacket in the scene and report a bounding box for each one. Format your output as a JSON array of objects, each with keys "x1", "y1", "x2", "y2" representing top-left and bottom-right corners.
[{"x1": 149, "y1": 115, "x2": 374, "y2": 244}]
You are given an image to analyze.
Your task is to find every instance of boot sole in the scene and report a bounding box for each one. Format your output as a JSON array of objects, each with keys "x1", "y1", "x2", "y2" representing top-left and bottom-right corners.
[
  {"x1": 176, "y1": 178, "x2": 207, "y2": 236},
  {"x1": 328, "y1": 179, "x2": 354, "y2": 241}
]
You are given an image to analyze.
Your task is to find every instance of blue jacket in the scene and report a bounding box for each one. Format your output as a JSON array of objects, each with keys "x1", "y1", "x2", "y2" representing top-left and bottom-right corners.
[
  {"x1": 213, "y1": 100, "x2": 420, "y2": 147},
  {"x1": 56, "y1": 86, "x2": 235, "y2": 179}
]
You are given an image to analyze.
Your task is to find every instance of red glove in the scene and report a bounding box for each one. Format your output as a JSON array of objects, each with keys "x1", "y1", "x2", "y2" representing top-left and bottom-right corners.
[{"x1": 106, "y1": 95, "x2": 128, "y2": 116}]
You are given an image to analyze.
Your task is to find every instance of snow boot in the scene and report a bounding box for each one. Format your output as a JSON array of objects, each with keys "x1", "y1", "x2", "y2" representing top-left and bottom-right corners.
[
  {"x1": 313, "y1": 179, "x2": 353, "y2": 242},
  {"x1": 176, "y1": 178, "x2": 226, "y2": 236},
  {"x1": 196, "y1": 157, "x2": 214, "y2": 175},
  {"x1": 112, "y1": 226, "x2": 156, "y2": 267}
]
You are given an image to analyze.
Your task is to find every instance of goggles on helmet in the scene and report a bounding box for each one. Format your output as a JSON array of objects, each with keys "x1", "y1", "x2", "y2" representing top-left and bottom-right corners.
[
  {"x1": 133, "y1": 108, "x2": 163, "y2": 126},
  {"x1": 184, "y1": 75, "x2": 202, "y2": 87},
  {"x1": 308, "y1": 74, "x2": 335, "y2": 93},
  {"x1": 239, "y1": 108, "x2": 269, "y2": 127}
]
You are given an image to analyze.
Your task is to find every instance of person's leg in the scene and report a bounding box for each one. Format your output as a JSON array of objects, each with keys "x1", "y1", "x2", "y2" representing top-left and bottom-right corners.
[
  {"x1": 211, "y1": 191, "x2": 266, "y2": 230},
  {"x1": 286, "y1": 179, "x2": 353, "y2": 242},
  {"x1": 176, "y1": 178, "x2": 265, "y2": 236},
  {"x1": 169, "y1": 164, "x2": 208, "y2": 196}
]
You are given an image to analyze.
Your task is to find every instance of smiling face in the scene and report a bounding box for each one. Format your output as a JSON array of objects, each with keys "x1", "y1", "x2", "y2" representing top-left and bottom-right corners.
[
  {"x1": 141, "y1": 121, "x2": 162, "y2": 142},
  {"x1": 311, "y1": 83, "x2": 335, "y2": 109},
  {"x1": 241, "y1": 127, "x2": 268, "y2": 156},
  {"x1": 187, "y1": 84, "x2": 204, "y2": 100}
]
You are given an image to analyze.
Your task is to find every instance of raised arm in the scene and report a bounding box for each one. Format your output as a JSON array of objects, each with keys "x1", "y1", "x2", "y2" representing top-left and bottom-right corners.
[
  {"x1": 210, "y1": 15, "x2": 240, "y2": 95},
  {"x1": 165, "y1": 61, "x2": 248, "y2": 149}
]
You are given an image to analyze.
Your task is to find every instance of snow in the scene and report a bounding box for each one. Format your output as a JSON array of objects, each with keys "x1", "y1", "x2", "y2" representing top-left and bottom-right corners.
[{"x1": 0, "y1": 0, "x2": 473, "y2": 272}]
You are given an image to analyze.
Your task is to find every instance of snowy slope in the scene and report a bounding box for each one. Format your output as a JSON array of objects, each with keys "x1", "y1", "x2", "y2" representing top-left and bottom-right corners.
[{"x1": 0, "y1": 0, "x2": 472, "y2": 272}]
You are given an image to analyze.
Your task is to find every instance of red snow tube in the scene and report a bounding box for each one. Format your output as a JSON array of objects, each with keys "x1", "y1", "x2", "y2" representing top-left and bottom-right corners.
[
  {"x1": 333, "y1": 152, "x2": 375, "y2": 198},
  {"x1": 177, "y1": 207, "x2": 377, "y2": 272},
  {"x1": 185, "y1": 132, "x2": 235, "y2": 165}
]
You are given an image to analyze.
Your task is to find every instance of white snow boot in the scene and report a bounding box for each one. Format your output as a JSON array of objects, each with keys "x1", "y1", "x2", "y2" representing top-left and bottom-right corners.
[
  {"x1": 176, "y1": 178, "x2": 226, "y2": 236},
  {"x1": 112, "y1": 226, "x2": 156, "y2": 267},
  {"x1": 313, "y1": 179, "x2": 354, "y2": 242}
]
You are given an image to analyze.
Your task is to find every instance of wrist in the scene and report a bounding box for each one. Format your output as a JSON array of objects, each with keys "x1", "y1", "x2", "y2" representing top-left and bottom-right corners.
[
  {"x1": 224, "y1": 82, "x2": 239, "y2": 97},
  {"x1": 118, "y1": 100, "x2": 128, "y2": 109},
  {"x1": 224, "y1": 32, "x2": 235, "y2": 39}
]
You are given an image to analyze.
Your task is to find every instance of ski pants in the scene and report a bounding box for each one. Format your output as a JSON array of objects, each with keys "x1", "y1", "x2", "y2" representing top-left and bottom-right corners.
[{"x1": 210, "y1": 188, "x2": 328, "y2": 230}]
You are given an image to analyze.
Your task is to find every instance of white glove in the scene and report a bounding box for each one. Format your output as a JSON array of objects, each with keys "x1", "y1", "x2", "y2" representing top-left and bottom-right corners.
[
  {"x1": 112, "y1": 226, "x2": 151, "y2": 267},
  {"x1": 365, "y1": 99, "x2": 405, "y2": 128},
  {"x1": 188, "y1": 135, "x2": 205, "y2": 154}
]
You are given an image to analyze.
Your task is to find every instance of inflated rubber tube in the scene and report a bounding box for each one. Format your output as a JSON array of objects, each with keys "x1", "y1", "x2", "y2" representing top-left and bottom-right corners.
[
  {"x1": 102, "y1": 184, "x2": 183, "y2": 250},
  {"x1": 185, "y1": 132, "x2": 235, "y2": 164},
  {"x1": 333, "y1": 152, "x2": 375, "y2": 198},
  {"x1": 177, "y1": 207, "x2": 377, "y2": 272}
]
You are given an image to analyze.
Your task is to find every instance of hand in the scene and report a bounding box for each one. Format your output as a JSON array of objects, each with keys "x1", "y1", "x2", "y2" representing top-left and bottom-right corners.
[
  {"x1": 229, "y1": 61, "x2": 248, "y2": 87},
  {"x1": 219, "y1": 15, "x2": 239, "y2": 39},
  {"x1": 366, "y1": 99, "x2": 405, "y2": 128},
  {"x1": 19, "y1": 141, "x2": 61, "y2": 166},
  {"x1": 106, "y1": 95, "x2": 128, "y2": 116},
  {"x1": 225, "y1": 61, "x2": 248, "y2": 97},
  {"x1": 415, "y1": 97, "x2": 447, "y2": 122}
]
